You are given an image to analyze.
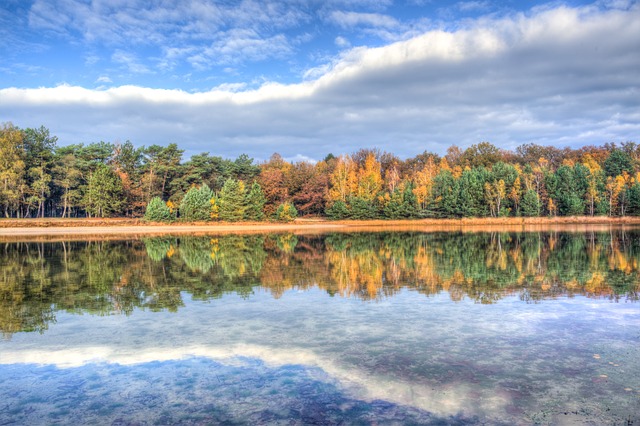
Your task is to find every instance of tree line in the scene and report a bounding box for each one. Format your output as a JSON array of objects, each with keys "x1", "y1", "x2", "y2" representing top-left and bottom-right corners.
[{"x1": 2, "y1": 122, "x2": 640, "y2": 220}]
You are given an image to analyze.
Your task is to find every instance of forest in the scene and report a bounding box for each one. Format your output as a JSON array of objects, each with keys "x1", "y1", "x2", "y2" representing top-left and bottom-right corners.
[{"x1": 1, "y1": 121, "x2": 640, "y2": 220}]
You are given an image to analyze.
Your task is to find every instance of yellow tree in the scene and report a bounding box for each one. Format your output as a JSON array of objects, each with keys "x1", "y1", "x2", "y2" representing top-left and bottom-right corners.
[
  {"x1": 356, "y1": 153, "x2": 383, "y2": 202},
  {"x1": 0, "y1": 123, "x2": 26, "y2": 217},
  {"x1": 328, "y1": 155, "x2": 357, "y2": 203},
  {"x1": 605, "y1": 175, "x2": 625, "y2": 216},
  {"x1": 412, "y1": 157, "x2": 438, "y2": 210},
  {"x1": 484, "y1": 179, "x2": 506, "y2": 217},
  {"x1": 439, "y1": 157, "x2": 451, "y2": 172},
  {"x1": 582, "y1": 153, "x2": 602, "y2": 216},
  {"x1": 509, "y1": 173, "x2": 522, "y2": 215},
  {"x1": 618, "y1": 172, "x2": 633, "y2": 216}
]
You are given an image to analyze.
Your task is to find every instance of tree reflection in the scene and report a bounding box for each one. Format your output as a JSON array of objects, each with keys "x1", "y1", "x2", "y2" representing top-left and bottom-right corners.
[{"x1": 1, "y1": 229, "x2": 639, "y2": 335}]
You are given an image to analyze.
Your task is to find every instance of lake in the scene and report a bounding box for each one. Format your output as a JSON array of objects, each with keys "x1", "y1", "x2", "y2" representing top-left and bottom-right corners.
[{"x1": 1, "y1": 228, "x2": 639, "y2": 425}]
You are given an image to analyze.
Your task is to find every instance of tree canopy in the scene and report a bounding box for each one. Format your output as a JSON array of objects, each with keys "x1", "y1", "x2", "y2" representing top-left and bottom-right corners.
[{"x1": 1, "y1": 122, "x2": 639, "y2": 220}]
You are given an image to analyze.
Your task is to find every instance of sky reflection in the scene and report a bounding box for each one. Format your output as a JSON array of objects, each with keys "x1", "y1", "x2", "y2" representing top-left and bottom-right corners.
[
  {"x1": 2, "y1": 289, "x2": 639, "y2": 424},
  {"x1": 1, "y1": 231, "x2": 640, "y2": 424}
]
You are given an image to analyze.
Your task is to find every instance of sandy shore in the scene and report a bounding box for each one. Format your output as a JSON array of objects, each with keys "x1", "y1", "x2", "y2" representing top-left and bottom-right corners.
[{"x1": 1, "y1": 216, "x2": 639, "y2": 242}]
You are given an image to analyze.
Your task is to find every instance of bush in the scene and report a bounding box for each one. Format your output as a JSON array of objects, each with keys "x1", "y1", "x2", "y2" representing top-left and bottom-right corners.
[
  {"x1": 275, "y1": 202, "x2": 298, "y2": 222},
  {"x1": 144, "y1": 197, "x2": 172, "y2": 222}
]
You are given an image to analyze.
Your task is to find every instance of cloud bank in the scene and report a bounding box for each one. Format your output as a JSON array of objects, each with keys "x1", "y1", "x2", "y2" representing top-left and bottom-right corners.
[{"x1": 1, "y1": 2, "x2": 639, "y2": 160}]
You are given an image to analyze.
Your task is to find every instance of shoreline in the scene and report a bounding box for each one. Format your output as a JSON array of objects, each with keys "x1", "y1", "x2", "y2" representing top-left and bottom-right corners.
[{"x1": 0, "y1": 216, "x2": 640, "y2": 241}]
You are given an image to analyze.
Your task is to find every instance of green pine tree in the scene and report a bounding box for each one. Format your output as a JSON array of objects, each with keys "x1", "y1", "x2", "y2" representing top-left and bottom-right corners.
[
  {"x1": 521, "y1": 189, "x2": 541, "y2": 217},
  {"x1": 219, "y1": 178, "x2": 247, "y2": 221},
  {"x1": 244, "y1": 181, "x2": 266, "y2": 220},
  {"x1": 325, "y1": 200, "x2": 350, "y2": 219},
  {"x1": 275, "y1": 202, "x2": 298, "y2": 222},
  {"x1": 144, "y1": 196, "x2": 172, "y2": 222},
  {"x1": 180, "y1": 184, "x2": 214, "y2": 221},
  {"x1": 83, "y1": 164, "x2": 124, "y2": 217}
]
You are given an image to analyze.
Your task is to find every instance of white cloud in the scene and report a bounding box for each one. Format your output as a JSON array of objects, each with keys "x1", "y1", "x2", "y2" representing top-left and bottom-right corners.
[
  {"x1": 455, "y1": 1, "x2": 491, "y2": 12},
  {"x1": 2, "y1": 3, "x2": 639, "y2": 160},
  {"x1": 25, "y1": 0, "x2": 310, "y2": 71},
  {"x1": 111, "y1": 50, "x2": 151, "y2": 74},
  {"x1": 329, "y1": 11, "x2": 400, "y2": 29},
  {"x1": 285, "y1": 154, "x2": 318, "y2": 164},
  {"x1": 335, "y1": 36, "x2": 351, "y2": 48},
  {"x1": 96, "y1": 75, "x2": 112, "y2": 84},
  {"x1": 200, "y1": 30, "x2": 294, "y2": 66}
]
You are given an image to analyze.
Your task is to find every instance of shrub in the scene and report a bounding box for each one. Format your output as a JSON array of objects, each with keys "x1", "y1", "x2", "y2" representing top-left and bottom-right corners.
[
  {"x1": 325, "y1": 200, "x2": 349, "y2": 219},
  {"x1": 275, "y1": 202, "x2": 298, "y2": 222},
  {"x1": 144, "y1": 197, "x2": 172, "y2": 222},
  {"x1": 180, "y1": 184, "x2": 214, "y2": 221}
]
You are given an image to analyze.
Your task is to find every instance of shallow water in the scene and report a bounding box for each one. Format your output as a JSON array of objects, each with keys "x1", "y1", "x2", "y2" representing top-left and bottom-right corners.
[{"x1": 1, "y1": 230, "x2": 639, "y2": 425}]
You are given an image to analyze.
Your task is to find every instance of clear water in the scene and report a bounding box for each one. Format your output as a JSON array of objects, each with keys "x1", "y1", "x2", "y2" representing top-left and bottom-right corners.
[{"x1": 1, "y1": 230, "x2": 639, "y2": 425}]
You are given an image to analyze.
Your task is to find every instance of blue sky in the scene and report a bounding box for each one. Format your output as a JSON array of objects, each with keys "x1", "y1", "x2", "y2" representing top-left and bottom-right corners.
[{"x1": 1, "y1": 0, "x2": 639, "y2": 161}]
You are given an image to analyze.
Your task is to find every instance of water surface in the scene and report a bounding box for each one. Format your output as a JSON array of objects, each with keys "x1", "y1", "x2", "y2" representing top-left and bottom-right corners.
[{"x1": 1, "y1": 229, "x2": 639, "y2": 425}]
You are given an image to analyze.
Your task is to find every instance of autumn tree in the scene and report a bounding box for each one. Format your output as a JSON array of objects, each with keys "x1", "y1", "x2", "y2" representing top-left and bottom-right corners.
[
  {"x1": 258, "y1": 154, "x2": 290, "y2": 217},
  {"x1": 327, "y1": 155, "x2": 357, "y2": 213},
  {"x1": 412, "y1": 156, "x2": 438, "y2": 213},
  {"x1": 292, "y1": 161, "x2": 329, "y2": 216},
  {"x1": 0, "y1": 123, "x2": 26, "y2": 217},
  {"x1": 356, "y1": 153, "x2": 383, "y2": 202},
  {"x1": 582, "y1": 154, "x2": 604, "y2": 216},
  {"x1": 485, "y1": 179, "x2": 506, "y2": 217}
]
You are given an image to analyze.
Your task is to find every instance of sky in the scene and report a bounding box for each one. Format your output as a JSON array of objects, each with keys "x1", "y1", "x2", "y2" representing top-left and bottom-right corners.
[{"x1": 0, "y1": 0, "x2": 639, "y2": 162}]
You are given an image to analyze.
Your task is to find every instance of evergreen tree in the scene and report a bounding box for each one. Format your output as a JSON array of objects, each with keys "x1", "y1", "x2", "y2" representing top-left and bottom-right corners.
[
  {"x1": 349, "y1": 196, "x2": 379, "y2": 219},
  {"x1": 604, "y1": 148, "x2": 633, "y2": 178},
  {"x1": 83, "y1": 164, "x2": 124, "y2": 217},
  {"x1": 383, "y1": 183, "x2": 418, "y2": 219},
  {"x1": 627, "y1": 182, "x2": 640, "y2": 216},
  {"x1": 432, "y1": 170, "x2": 458, "y2": 217},
  {"x1": 244, "y1": 181, "x2": 266, "y2": 220},
  {"x1": 553, "y1": 165, "x2": 586, "y2": 216},
  {"x1": 144, "y1": 197, "x2": 172, "y2": 222},
  {"x1": 219, "y1": 178, "x2": 247, "y2": 221},
  {"x1": 275, "y1": 202, "x2": 298, "y2": 222},
  {"x1": 179, "y1": 184, "x2": 214, "y2": 221},
  {"x1": 521, "y1": 189, "x2": 541, "y2": 217},
  {"x1": 23, "y1": 126, "x2": 57, "y2": 217},
  {"x1": 457, "y1": 167, "x2": 489, "y2": 217},
  {"x1": 325, "y1": 200, "x2": 350, "y2": 219}
]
